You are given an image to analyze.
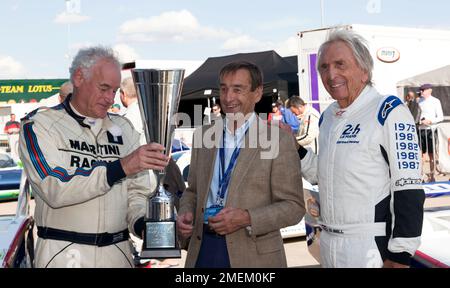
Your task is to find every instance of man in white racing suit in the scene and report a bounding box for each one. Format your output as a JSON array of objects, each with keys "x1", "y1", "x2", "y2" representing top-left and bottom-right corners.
[
  {"x1": 19, "y1": 46, "x2": 169, "y2": 268},
  {"x1": 299, "y1": 29, "x2": 425, "y2": 268}
]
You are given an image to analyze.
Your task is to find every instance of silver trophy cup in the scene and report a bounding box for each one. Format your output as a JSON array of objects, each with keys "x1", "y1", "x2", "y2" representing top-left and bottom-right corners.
[{"x1": 131, "y1": 68, "x2": 184, "y2": 259}]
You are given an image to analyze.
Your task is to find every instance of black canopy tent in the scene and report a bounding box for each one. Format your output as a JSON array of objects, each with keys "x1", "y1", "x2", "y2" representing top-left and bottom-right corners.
[
  {"x1": 178, "y1": 51, "x2": 298, "y2": 122},
  {"x1": 397, "y1": 65, "x2": 450, "y2": 116}
]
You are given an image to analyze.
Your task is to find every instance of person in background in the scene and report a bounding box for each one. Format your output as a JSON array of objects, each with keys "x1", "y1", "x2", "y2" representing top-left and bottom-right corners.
[
  {"x1": 177, "y1": 61, "x2": 305, "y2": 268},
  {"x1": 109, "y1": 103, "x2": 121, "y2": 114},
  {"x1": 417, "y1": 84, "x2": 444, "y2": 182},
  {"x1": 404, "y1": 90, "x2": 421, "y2": 126},
  {"x1": 268, "y1": 100, "x2": 283, "y2": 122},
  {"x1": 120, "y1": 77, "x2": 144, "y2": 137},
  {"x1": 3, "y1": 113, "x2": 21, "y2": 161},
  {"x1": 210, "y1": 103, "x2": 222, "y2": 122},
  {"x1": 279, "y1": 98, "x2": 300, "y2": 134},
  {"x1": 287, "y1": 96, "x2": 320, "y2": 154},
  {"x1": 19, "y1": 46, "x2": 169, "y2": 268},
  {"x1": 59, "y1": 81, "x2": 73, "y2": 103},
  {"x1": 299, "y1": 29, "x2": 424, "y2": 268}
]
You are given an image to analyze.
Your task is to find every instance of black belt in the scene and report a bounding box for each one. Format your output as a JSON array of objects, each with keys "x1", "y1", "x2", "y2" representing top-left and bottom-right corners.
[
  {"x1": 203, "y1": 224, "x2": 224, "y2": 238},
  {"x1": 37, "y1": 226, "x2": 129, "y2": 247},
  {"x1": 319, "y1": 224, "x2": 344, "y2": 234}
]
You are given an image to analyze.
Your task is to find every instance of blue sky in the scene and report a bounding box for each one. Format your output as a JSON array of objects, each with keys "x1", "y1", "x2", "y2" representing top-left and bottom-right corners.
[{"x1": 1, "y1": 0, "x2": 450, "y2": 79}]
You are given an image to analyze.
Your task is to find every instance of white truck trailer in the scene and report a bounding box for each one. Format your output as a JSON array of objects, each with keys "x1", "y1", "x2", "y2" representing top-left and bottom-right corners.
[{"x1": 297, "y1": 24, "x2": 450, "y2": 113}]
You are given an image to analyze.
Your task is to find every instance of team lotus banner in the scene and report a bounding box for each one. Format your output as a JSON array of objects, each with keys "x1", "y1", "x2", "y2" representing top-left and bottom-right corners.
[{"x1": 0, "y1": 79, "x2": 68, "y2": 104}]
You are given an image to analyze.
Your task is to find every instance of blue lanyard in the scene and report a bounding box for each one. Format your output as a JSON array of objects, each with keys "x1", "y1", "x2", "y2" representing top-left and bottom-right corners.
[{"x1": 215, "y1": 124, "x2": 249, "y2": 206}]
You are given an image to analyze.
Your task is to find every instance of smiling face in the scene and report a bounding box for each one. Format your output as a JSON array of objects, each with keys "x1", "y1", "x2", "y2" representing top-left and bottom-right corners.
[
  {"x1": 318, "y1": 41, "x2": 368, "y2": 108},
  {"x1": 72, "y1": 58, "x2": 121, "y2": 118},
  {"x1": 219, "y1": 69, "x2": 262, "y2": 117}
]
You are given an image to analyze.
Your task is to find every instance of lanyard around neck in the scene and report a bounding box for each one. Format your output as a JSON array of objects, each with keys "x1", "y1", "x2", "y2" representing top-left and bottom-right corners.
[{"x1": 215, "y1": 123, "x2": 249, "y2": 206}]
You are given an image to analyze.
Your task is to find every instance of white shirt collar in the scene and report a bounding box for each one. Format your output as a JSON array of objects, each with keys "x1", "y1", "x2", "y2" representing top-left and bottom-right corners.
[{"x1": 224, "y1": 112, "x2": 256, "y2": 136}]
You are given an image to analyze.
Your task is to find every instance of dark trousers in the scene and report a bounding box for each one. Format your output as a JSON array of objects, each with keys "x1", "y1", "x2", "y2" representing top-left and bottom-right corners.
[
  {"x1": 195, "y1": 225, "x2": 230, "y2": 268},
  {"x1": 420, "y1": 129, "x2": 437, "y2": 154}
]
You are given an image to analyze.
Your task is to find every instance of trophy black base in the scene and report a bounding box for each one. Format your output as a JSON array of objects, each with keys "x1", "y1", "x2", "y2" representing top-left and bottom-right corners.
[
  {"x1": 140, "y1": 248, "x2": 181, "y2": 259},
  {"x1": 141, "y1": 220, "x2": 181, "y2": 259}
]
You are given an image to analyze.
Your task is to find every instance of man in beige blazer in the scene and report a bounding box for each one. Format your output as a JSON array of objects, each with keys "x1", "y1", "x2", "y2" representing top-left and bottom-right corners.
[{"x1": 177, "y1": 61, "x2": 305, "y2": 268}]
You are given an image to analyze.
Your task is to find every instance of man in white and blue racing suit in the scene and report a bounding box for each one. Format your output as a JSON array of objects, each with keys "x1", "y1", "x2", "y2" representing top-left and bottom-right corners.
[{"x1": 299, "y1": 29, "x2": 425, "y2": 268}]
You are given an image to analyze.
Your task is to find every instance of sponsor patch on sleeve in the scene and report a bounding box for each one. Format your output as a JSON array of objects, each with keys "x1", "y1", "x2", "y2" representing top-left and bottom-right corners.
[{"x1": 377, "y1": 95, "x2": 403, "y2": 126}]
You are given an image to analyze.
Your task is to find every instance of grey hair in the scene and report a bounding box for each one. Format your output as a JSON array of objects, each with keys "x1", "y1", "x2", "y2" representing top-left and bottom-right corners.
[
  {"x1": 317, "y1": 28, "x2": 374, "y2": 86},
  {"x1": 286, "y1": 96, "x2": 305, "y2": 108},
  {"x1": 120, "y1": 77, "x2": 137, "y2": 99},
  {"x1": 69, "y1": 46, "x2": 121, "y2": 82}
]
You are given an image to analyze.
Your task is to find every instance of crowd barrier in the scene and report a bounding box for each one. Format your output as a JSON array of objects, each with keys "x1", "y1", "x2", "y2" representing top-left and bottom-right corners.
[
  {"x1": 0, "y1": 133, "x2": 10, "y2": 153},
  {"x1": 418, "y1": 121, "x2": 450, "y2": 182},
  {"x1": 436, "y1": 122, "x2": 450, "y2": 174}
]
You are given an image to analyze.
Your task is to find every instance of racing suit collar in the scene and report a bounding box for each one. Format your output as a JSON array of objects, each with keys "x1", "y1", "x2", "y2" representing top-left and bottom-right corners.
[
  {"x1": 331, "y1": 85, "x2": 373, "y2": 118},
  {"x1": 68, "y1": 102, "x2": 105, "y2": 135},
  {"x1": 63, "y1": 94, "x2": 90, "y2": 129},
  {"x1": 62, "y1": 94, "x2": 120, "y2": 136}
]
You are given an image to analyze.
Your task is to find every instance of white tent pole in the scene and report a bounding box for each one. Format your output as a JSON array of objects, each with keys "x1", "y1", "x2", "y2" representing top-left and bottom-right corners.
[{"x1": 207, "y1": 97, "x2": 211, "y2": 124}]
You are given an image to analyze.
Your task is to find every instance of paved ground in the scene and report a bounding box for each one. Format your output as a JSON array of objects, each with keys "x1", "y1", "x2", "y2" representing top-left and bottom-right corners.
[{"x1": 171, "y1": 236, "x2": 320, "y2": 268}]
